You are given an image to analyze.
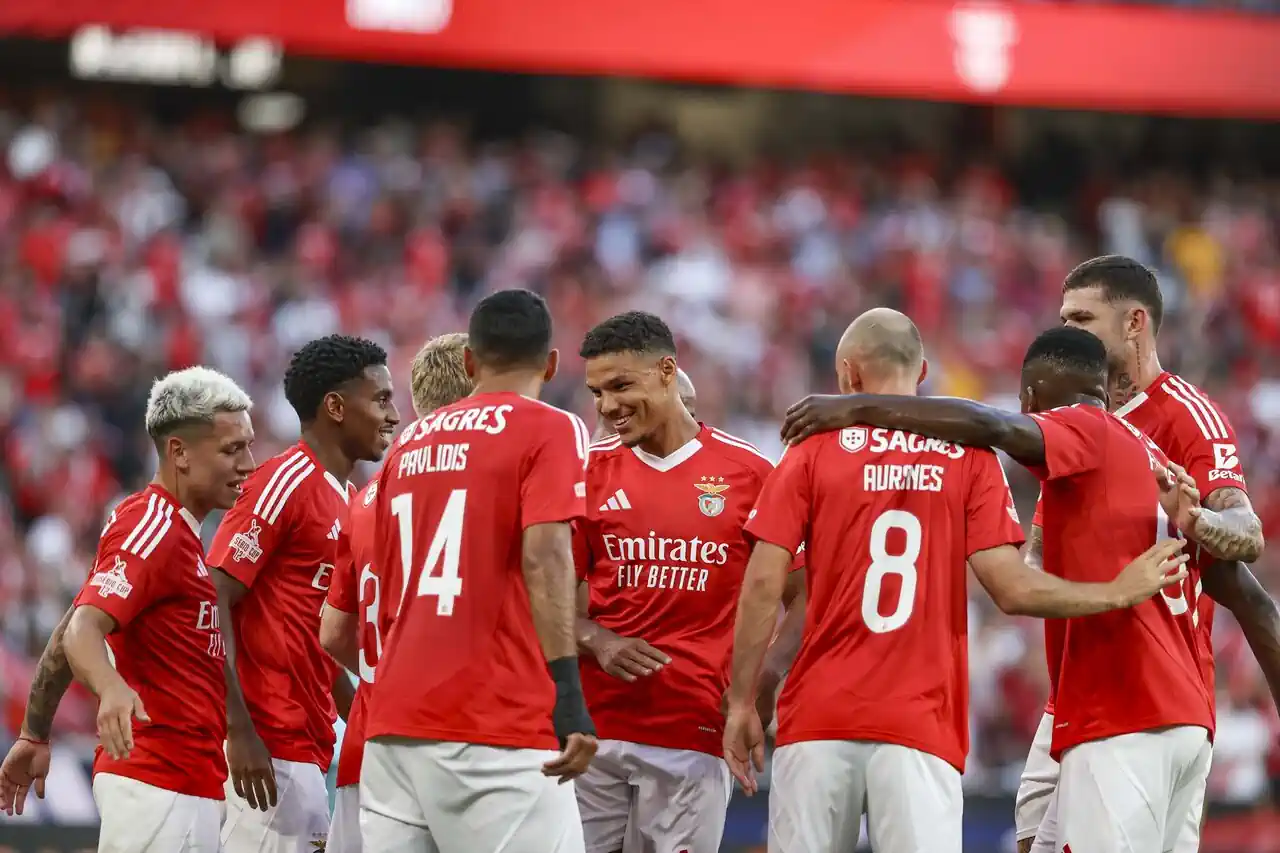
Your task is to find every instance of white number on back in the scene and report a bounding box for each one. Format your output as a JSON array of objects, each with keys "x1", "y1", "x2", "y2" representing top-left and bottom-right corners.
[
  {"x1": 357, "y1": 564, "x2": 382, "y2": 684},
  {"x1": 1156, "y1": 503, "x2": 1200, "y2": 627},
  {"x1": 863, "y1": 510, "x2": 921, "y2": 634},
  {"x1": 389, "y1": 489, "x2": 467, "y2": 617}
]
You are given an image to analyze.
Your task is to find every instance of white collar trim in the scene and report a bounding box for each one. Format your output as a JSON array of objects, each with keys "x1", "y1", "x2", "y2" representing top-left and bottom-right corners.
[
  {"x1": 323, "y1": 471, "x2": 352, "y2": 503},
  {"x1": 177, "y1": 507, "x2": 201, "y2": 538},
  {"x1": 1114, "y1": 391, "x2": 1149, "y2": 419},
  {"x1": 631, "y1": 437, "x2": 703, "y2": 473}
]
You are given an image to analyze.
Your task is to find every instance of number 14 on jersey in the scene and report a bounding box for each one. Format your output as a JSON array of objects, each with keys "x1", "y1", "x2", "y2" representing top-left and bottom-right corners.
[{"x1": 390, "y1": 490, "x2": 467, "y2": 616}]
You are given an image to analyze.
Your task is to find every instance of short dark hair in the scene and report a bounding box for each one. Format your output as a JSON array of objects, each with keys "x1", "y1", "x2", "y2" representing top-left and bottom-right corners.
[
  {"x1": 467, "y1": 289, "x2": 553, "y2": 369},
  {"x1": 284, "y1": 335, "x2": 388, "y2": 424},
  {"x1": 1062, "y1": 255, "x2": 1164, "y2": 333},
  {"x1": 579, "y1": 311, "x2": 676, "y2": 360},
  {"x1": 1022, "y1": 326, "x2": 1109, "y2": 376}
]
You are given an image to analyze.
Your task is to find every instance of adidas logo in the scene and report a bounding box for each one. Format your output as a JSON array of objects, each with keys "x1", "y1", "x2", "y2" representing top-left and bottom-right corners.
[
  {"x1": 327, "y1": 519, "x2": 342, "y2": 541},
  {"x1": 598, "y1": 489, "x2": 632, "y2": 512}
]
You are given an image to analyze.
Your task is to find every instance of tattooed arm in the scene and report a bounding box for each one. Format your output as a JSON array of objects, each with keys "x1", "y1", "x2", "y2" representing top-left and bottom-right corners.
[
  {"x1": 22, "y1": 607, "x2": 76, "y2": 740},
  {"x1": 1192, "y1": 487, "x2": 1264, "y2": 564},
  {"x1": 1024, "y1": 525, "x2": 1043, "y2": 572}
]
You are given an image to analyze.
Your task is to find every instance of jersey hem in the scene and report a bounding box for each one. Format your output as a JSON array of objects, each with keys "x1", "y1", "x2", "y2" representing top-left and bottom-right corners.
[
  {"x1": 1049, "y1": 719, "x2": 1215, "y2": 761},
  {"x1": 92, "y1": 764, "x2": 226, "y2": 801},
  {"x1": 592, "y1": 721, "x2": 722, "y2": 757},
  {"x1": 775, "y1": 727, "x2": 964, "y2": 773},
  {"x1": 364, "y1": 726, "x2": 559, "y2": 751}
]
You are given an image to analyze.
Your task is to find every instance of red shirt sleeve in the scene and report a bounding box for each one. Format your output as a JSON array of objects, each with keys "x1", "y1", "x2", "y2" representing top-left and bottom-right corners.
[
  {"x1": 571, "y1": 519, "x2": 593, "y2": 582},
  {"x1": 744, "y1": 442, "x2": 812, "y2": 555},
  {"x1": 521, "y1": 411, "x2": 589, "y2": 529},
  {"x1": 326, "y1": 528, "x2": 359, "y2": 613},
  {"x1": 1167, "y1": 405, "x2": 1249, "y2": 500},
  {"x1": 789, "y1": 543, "x2": 806, "y2": 573},
  {"x1": 207, "y1": 466, "x2": 293, "y2": 587},
  {"x1": 73, "y1": 508, "x2": 175, "y2": 630},
  {"x1": 964, "y1": 450, "x2": 1027, "y2": 556},
  {"x1": 1027, "y1": 405, "x2": 1107, "y2": 481},
  {"x1": 1032, "y1": 489, "x2": 1044, "y2": 527}
]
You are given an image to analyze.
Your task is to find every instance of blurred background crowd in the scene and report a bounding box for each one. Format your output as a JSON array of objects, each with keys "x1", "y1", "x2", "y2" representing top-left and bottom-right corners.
[{"x1": 0, "y1": 0, "x2": 1277, "y2": 848}]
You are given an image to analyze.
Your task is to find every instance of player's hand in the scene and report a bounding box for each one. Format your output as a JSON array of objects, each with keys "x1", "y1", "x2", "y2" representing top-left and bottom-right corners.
[
  {"x1": 542, "y1": 732, "x2": 597, "y2": 784},
  {"x1": 96, "y1": 681, "x2": 149, "y2": 761},
  {"x1": 721, "y1": 671, "x2": 781, "y2": 732},
  {"x1": 723, "y1": 702, "x2": 766, "y2": 796},
  {"x1": 781, "y1": 395, "x2": 859, "y2": 445},
  {"x1": 1111, "y1": 538, "x2": 1190, "y2": 608},
  {"x1": 593, "y1": 630, "x2": 671, "y2": 682},
  {"x1": 0, "y1": 735, "x2": 52, "y2": 816},
  {"x1": 227, "y1": 725, "x2": 278, "y2": 811},
  {"x1": 1155, "y1": 461, "x2": 1201, "y2": 535}
]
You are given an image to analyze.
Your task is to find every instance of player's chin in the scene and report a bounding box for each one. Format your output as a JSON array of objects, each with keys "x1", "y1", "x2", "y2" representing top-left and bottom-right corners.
[{"x1": 217, "y1": 481, "x2": 246, "y2": 509}]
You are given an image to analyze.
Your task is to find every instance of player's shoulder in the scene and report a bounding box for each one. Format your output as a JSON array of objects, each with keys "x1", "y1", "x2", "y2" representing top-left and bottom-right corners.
[
  {"x1": 237, "y1": 443, "x2": 319, "y2": 525},
  {"x1": 704, "y1": 426, "x2": 776, "y2": 477},
  {"x1": 100, "y1": 486, "x2": 191, "y2": 562},
  {"x1": 1144, "y1": 372, "x2": 1234, "y2": 441},
  {"x1": 588, "y1": 433, "x2": 626, "y2": 463}
]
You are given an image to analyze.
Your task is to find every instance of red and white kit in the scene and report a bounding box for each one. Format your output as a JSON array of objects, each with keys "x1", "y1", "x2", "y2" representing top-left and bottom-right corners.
[
  {"x1": 362, "y1": 393, "x2": 590, "y2": 853},
  {"x1": 208, "y1": 441, "x2": 353, "y2": 853},
  {"x1": 323, "y1": 480, "x2": 381, "y2": 853},
  {"x1": 574, "y1": 424, "x2": 774, "y2": 853},
  {"x1": 1024, "y1": 404, "x2": 1214, "y2": 853},
  {"x1": 76, "y1": 484, "x2": 227, "y2": 853},
  {"x1": 1020, "y1": 378, "x2": 1241, "y2": 853},
  {"x1": 746, "y1": 427, "x2": 1024, "y2": 853}
]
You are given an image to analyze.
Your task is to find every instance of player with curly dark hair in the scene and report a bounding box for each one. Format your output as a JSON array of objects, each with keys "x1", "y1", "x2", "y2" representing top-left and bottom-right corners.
[{"x1": 207, "y1": 334, "x2": 401, "y2": 853}]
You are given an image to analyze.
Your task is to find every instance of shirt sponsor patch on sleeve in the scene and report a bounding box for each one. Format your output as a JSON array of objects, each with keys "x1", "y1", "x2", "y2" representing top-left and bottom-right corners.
[{"x1": 90, "y1": 556, "x2": 135, "y2": 599}]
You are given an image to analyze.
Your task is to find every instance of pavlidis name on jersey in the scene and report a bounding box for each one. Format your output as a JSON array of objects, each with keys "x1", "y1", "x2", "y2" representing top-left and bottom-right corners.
[{"x1": 399, "y1": 403, "x2": 514, "y2": 444}]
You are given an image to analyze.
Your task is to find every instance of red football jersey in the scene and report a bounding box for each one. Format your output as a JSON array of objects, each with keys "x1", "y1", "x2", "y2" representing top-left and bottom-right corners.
[
  {"x1": 74, "y1": 484, "x2": 228, "y2": 800},
  {"x1": 324, "y1": 481, "x2": 380, "y2": 789},
  {"x1": 207, "y1": 441, "x2": 353, "y2": 769},
  {"x1": 574, "y1": 425, "x2": 776, "y2": 756},
  {"x1": 1030, "y1": 494, "x2": 1062, "y2": 718},
  {"x1": 745, "y1": 426, "x2": 1025, "y2": 771},
  {"x1": 1028, "y1": 404, "x2": 1214, "y2": 760},
  {"x1": 1116, "y1": 371, "x2": 1249, "y2": 711},
  {"x1": 364, "y1": 393, "x2": 590, "y2": 750}
]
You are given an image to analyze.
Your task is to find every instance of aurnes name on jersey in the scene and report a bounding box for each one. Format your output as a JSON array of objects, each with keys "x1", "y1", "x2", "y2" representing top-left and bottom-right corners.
[
  {"x1": 840, "y1": 426, "x2": 967, "y2": 460},
  {"x1": 603, "y1": 530, "x2": 731, "y2": 593}
]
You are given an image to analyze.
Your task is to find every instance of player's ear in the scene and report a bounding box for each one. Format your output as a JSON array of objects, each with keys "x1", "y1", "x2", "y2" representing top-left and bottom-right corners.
[
  {"x1": 543, "y1": 348, "x2": 560, "y2": 383},
  {"x1": 837, "y1": 358, "x2": 858, "y2": 394},
  {"x1": 323, "y1": 391, "x2": 344, "y2": 424},
  {"x1": 1020, "y1": 384, "x2": 1035, "y2": 415},
  {"x1": 917, "y1": 358, "x2": 929, "y2": 388},
  {"x1": 166, "y1": 434, "x2": 190, "y2": 473},
  {"x1": 462, "y1": 346, "x2": 478, "y2": 379}
]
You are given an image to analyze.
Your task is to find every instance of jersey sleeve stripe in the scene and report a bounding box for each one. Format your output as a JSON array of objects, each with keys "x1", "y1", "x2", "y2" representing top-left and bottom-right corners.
[
  {"x1": 119, "y1": 493, "x2": 158, "y2": 553},
  {"x1": 1162, "y1": 379, "x2": 1225, "y2": 440},
  {"x1": 266, "y1": 462, "x2": 316, "y2": 525},
  {"x1": 569, "y1": 413, "x2": 590, "y2": 463},
  {"x1": 137, "y1": 506, "x2": 174, "y2": 559},
  {"x1": 1167, "y1": 375, "x2": 1229, "y2": 438},
  {"x1": 590, "y1": 436, "x2": 622, "y2": 453},
  {"x1": 253, "y1": 451, "x2": 307, "y2": 518},
  {"x1": 709, "y1": 428, "x2": 774, "y2": 464}
]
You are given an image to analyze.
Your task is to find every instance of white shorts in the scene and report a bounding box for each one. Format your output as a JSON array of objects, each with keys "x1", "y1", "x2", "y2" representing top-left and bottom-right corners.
[
  {"x1": 575, "y1": 739, "x2": 732, "y2": 853},
  {"x1": 360, "y1": 738, "x2": 585, "y2": 853},
  {"x1": 1014, "y1": 711, "x2": 1059, "y2": 843},
  {"x1": 329, "y1": 784, "x2": 361, "y2": 853},
  {"x1": 93, "y1": 773, "x2": 223, "y2": 853},
  {"x1": 1049, "y1": 726, "x2": 1212, "y2": 853},
  {"x1": 769, "y1": 740, "x2": 962, "y2": 853},
  {"x1": 221, "y1": 757, "x2": 330, "y2": 853}
]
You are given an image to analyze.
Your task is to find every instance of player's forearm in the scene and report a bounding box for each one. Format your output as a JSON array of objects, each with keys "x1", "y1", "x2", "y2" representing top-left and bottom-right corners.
[
  {"x1": 318, "y1": 607, "x2": 360, "y2": 675},
  {"x1": 844, "y1": 396, "x2": 1045, "y2": 465},
  {"x1": 1194, "y1": 488, "x2": 1264, "y2": 563},
  {"x1": 1203, "y1": 561, "x2": 1280, "y2": 706},
  {"x1": 727, "y1": 543, "x2": 791, "y2": 707},
  {"x1": 1024, "y1": 525, "x2": 1043, "y2": 573},
  {"x1": 761, "y1": 586, "x2": 806, "y2": 685},
  {"x1": 973, "y1": 548, "x2": 1123, "y2": 618},
  {"x1": 211, "y1": 570, "x2": 255, "y2": 732},
  {"x1": 63, "y1": 610, "x2": 127, "y2": 699},
  {"x1": 21, "y1": 606, "x2": 76, "y2": 740},
  {"x1": 522, "y1": 526, "x2": 578, "y2": 662},
  {"x1": 331, "y1": 670, "x2": 355, "y2": 723}
]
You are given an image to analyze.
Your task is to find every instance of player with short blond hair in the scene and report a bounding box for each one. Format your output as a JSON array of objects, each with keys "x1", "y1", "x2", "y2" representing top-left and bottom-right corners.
[{"x1": 410, "y1": 333, "x2": 473, "y2": 416}]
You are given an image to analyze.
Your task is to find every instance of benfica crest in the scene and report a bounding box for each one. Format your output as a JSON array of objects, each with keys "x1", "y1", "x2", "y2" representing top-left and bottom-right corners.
[
  {"x1": 230, "y1": 520, "x2": 264, "y2": 563},
  {"x1": 695, "y1": 476, "x2": 729, "y2": 518},
  {"x1": 363, "y1": 481, "x2": 379, "y2": 507}
]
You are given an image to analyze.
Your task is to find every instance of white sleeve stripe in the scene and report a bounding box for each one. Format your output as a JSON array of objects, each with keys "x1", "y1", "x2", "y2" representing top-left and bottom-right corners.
[
  {"x1": 1167, "y1": 375, "x2": 1229, "y2": 438},
  {"x1": 1163, "y1": 380, "x2": 1223, "y2": 440},
  {"x1": 255, "y1": 453, "x2": 312, "y2": 523},
  {"x1": 266, "y1": 462, "x2": 316, "y2": 525},
  {"x1": 119, "y1": 493, "x2": 158, "y2": 553},
  {"x1": 709, "y1": 429, "x2": 774, "y2": 464},
  {"x1": 138, "y1": 515, "x2": 173, "y2": 559},
  {"x1": 571, "y1": 414, "x2": 590, "y2": 464}
]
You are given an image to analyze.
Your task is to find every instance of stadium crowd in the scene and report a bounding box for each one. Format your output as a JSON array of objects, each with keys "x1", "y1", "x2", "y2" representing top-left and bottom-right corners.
[{"x1": 0, "y1": 94, "x2": 1277, "y2": 807}]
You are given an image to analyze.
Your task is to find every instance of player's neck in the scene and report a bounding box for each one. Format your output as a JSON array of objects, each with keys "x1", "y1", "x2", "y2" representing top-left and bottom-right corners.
[
  {"x1": 1111, "y1": 347, "x2": 1163, "y2": 410},
  {"x1": 299, "y1": 430, "x2": 356, "y2": 482},
  {"x1": 470, "y1": 371, "x2": 544, "y2": 400},
  {"x1": 153, "y1": 472, "x2": 211, "y2": 523},
  {"x1": 858, "y1": 378, "x2": 918, "y2": 397},
  {"x1": 637, "y1": 408, "x2": 701, "y2": 458}
]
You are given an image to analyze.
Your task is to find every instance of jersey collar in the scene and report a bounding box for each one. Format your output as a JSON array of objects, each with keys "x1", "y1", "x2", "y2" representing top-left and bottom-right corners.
[
  {"x1": 1113, "y1": 371, "x2": 1169, "y2": 419},
  {"x1": 295, "y1": 440, "x2": 353, "y2": 503},
  {"x1": 148, "y1": 483, "x2": 202, "y2": 538},
  {"x1": 630, "y1": 424, "x2": 706, "y2": 473}
]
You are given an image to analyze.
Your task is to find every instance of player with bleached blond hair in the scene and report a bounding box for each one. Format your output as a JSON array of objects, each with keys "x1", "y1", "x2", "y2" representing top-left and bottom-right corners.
[
  {"x1": 319, "y1": 332, "x2": 475, "y2": 853},
  {"x1": 8, "y1": 367, "x2": 256, "y2": 850}
]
